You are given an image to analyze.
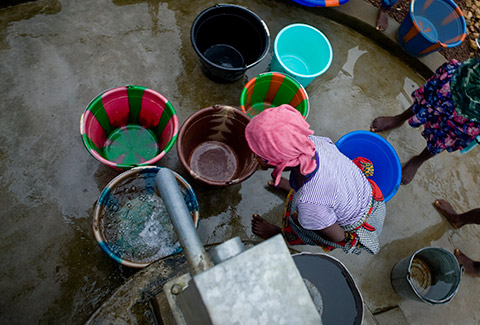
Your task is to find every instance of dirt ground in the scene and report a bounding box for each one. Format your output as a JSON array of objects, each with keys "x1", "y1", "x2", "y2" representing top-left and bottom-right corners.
[{"x1": 365, "y1": 0, "x2": 480, "y2": 62}]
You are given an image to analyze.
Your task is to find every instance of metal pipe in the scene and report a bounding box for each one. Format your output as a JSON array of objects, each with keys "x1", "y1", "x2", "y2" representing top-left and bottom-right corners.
[{"x1": 155, "y1": 168, "x2": 213, "y2": 274}]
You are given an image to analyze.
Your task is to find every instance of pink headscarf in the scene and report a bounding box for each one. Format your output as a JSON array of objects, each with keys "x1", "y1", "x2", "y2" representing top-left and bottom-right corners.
[{"x1": 245, "y1": 104, "x2": 317, "y2": 186}]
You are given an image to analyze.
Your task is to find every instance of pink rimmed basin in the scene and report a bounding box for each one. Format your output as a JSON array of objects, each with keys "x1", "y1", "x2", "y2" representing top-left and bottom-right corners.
[{"x1": 80, "y1": 85, "x2": 179, "y2": 169}]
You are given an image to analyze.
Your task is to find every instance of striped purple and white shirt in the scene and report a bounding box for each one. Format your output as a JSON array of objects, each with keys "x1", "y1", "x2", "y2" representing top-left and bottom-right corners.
[{"x1": 293, "y1": 136, "x2": 372, "y2": 230}]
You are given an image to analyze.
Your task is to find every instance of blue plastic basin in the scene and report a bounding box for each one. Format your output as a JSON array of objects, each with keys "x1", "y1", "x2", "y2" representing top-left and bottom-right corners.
[
  {"x1": 336, "y1": 130, "x2": 401, "y2": 202},
  {"x1": 397, "y1": 0, "x2": 466, "y2": 56}
]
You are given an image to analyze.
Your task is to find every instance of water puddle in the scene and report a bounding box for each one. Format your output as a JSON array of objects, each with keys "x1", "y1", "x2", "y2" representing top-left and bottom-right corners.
[
  {"x1": 341, "y1": 45, "x2": 367, "y2": 77},
  {"x1": 101, "y1": 194, "x2": 180, "y2": 264}
]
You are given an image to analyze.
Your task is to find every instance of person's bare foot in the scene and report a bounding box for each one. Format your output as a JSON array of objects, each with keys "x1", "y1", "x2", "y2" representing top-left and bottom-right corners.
[
  {"x1": 370, "y1": 116, "x2": 405, "y2": 133},
  {"x1": 251, "y1": 213, "x2": 281, "y2": 239},
  {"x1": 454, "y1": 249, "x2": 480, "y2": 277},
  {"x1": 400, "y1": 156, "x2": 423, "y2": 185},
  {"x1": 434, "y1": 199, "x2": 462, "y2": 229},
  {"x1": 376, "y1": 8, "x2": 389, "y2": 31},
  {"x1": 267, "y1": 177, "x2": 291, "y2": 193}
]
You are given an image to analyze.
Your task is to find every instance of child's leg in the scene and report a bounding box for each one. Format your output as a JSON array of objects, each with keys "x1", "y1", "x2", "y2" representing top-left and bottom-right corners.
[
  {"x1": 401, "y1": 147, "x2": 434, "y2": 185},
  {"x1": 370, "y1": 105, "x2": 414, "y2": 133},
  {"x1": 376, "y1": 0, "x2": 398, "y2": 31},
  {"x1": 454, "y1": 249, "x2": 480, "y2": 277}
]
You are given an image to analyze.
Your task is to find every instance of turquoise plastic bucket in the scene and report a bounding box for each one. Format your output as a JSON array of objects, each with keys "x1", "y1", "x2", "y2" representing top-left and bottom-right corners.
[
  {"x1": 335, "y1": 131, "x2": 401, "y2": 202},
  {"x1": 397, "y1": 0, "x2": 466, "y2": 57},
  {"x1": 270, "y1": 24, "x2": 332, "y2": 87}
]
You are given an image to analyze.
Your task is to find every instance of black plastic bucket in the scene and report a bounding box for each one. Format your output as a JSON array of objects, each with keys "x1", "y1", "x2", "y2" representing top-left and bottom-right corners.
[{"x1": 191, "y1": 4, "x2": 270, "y2": 83}]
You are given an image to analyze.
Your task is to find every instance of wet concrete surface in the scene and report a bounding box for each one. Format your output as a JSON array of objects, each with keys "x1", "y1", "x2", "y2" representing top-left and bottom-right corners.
[{"x1": 0, "y1": 0, "x2": 479, "y2": 323}]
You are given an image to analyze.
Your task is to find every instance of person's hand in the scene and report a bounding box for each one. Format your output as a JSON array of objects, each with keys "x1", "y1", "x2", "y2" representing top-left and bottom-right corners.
[{"x1": 255, "y1": 156, "x2": 274, "y2": 170}]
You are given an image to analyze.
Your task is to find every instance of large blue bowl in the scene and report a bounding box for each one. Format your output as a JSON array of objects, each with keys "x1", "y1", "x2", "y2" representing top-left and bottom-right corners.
[{"x1": 336, "y1": 130, "x2": 401, "y2": 202}]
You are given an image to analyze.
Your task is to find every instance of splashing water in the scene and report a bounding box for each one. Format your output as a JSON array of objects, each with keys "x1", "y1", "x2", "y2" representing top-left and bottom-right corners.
[{"x1": 102, "y1": 194, "x2": 181, "y2": 263}]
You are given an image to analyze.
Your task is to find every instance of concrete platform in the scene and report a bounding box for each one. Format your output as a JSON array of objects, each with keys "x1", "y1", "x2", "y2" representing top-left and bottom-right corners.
[{"x1": 0, "y1": 0, "x2": 479, "y2": 324}]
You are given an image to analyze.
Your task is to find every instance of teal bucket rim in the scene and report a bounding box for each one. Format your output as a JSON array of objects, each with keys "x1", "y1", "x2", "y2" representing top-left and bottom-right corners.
[
  {"x1": 80, "y1": 85, "x2": 179, "y2": 170},
  {"x1": 274, "y1": 23, "x2": 333, "y2": 79},
  {"x1": 408, "y1": 0, "x2": 466, "y2": 48}
]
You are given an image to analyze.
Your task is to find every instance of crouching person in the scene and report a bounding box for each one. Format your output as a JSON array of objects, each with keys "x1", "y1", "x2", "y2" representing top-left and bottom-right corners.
[{"x1": 246, "y1": 105, "x2": 386, "y2": 255}]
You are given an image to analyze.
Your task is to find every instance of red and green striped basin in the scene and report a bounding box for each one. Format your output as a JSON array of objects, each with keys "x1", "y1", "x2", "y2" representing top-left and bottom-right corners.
[
  {"x1": 240, "y1": 72, "x2": 310, "y2": 118},
  {"x1": 80, "y1": 86, "x2": 179, "y2": 169}
]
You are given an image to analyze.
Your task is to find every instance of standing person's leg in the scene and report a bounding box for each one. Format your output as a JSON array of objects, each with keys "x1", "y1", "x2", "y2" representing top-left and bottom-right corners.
[
  {"x1": 434, "y1": 199, "x2": 480, "y2": 228},
  {"x1": 401, "y1": 147, "x2": 434, "y2": 185},
  {"x1": 454, "y1": 249, "x2": 480, "y2": 277},
  {"x1": 370, "y1": 105, "x2": 415, "y2": 133},
  {"x1": 376, "y1": 0, "x2": 398, "y2": 31},
  {"x1": 433, "y1": 200, "x2": 480, "y2": 276}
]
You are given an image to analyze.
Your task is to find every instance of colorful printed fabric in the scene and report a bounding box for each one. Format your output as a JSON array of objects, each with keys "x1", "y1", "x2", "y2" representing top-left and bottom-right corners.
[
  {"x1": 353, "y1": 157, "x2": 384, "y2": 201},
  {"x1": 281, "y1": 186, "x2": 385, "y2": 255},
  {"x1": 408, "y1": 60, "x2": 480, "y2": 155},
  {"x1": 450, "y1": 57, "x2": 480, "y2": 123},
  {"x1": 281, "y1": 158, "x2": 385, "y2": 255},
  {"x1": 353, "y1": 157, "x2": 374, "y2": 177}
]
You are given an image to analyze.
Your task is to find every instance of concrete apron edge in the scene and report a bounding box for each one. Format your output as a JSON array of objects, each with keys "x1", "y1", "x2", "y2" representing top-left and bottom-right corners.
[{"x1": 307, "y1": 0, "x2": 446, "y2": 78}]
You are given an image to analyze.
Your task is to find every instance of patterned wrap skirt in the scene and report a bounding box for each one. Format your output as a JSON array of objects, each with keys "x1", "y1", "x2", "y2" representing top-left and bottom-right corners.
[
  {"x1": 408, "y1": 60, "x2": 480, "y2": 155},
  {"x1": 281, "y1": 158, "x2": 386, "y2": 255}
]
